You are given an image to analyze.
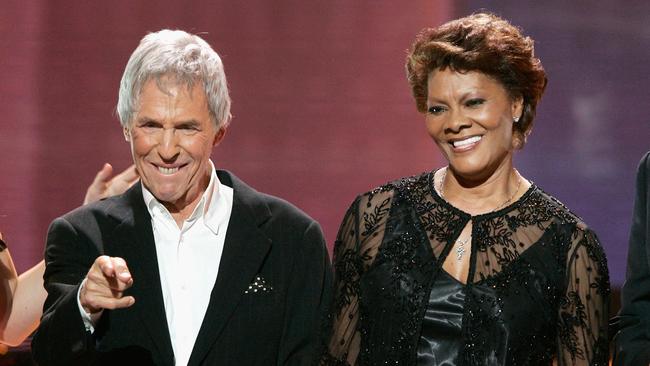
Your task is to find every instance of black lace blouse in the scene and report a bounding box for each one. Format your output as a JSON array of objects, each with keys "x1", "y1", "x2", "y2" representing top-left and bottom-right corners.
[{"x1": 320, "y1": 171, "x2": 610, "y2": 365}]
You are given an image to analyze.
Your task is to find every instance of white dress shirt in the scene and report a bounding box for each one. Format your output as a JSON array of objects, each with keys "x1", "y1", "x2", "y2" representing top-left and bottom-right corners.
[
  {"x1": 143, "y1": 164, "x2": 232, "y2": 366},
  {"x1": 78, "y1": 162, "x2": 233, "y2": 366}
]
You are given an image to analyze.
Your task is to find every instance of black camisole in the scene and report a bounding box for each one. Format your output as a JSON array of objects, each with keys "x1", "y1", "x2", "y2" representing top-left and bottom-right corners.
[{"x1": 416, "y1": 270, "x2": 466, "y2": 365}]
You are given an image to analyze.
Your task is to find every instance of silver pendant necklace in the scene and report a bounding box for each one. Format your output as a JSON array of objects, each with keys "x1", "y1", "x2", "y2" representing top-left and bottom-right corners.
[{"x1": 455, "y1": 237, "x2": 469, "y2": 261}]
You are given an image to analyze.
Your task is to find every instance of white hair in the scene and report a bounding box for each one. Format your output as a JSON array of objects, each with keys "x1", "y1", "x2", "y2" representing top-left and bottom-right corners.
[{"x1": 117, "y1": 29, "x2": 231, "y2": 129}]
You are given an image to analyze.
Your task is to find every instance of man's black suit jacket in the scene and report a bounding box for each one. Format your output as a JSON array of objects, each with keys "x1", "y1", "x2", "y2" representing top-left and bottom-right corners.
[
  {"x1": 32, "y1": 170, "x2": 332, "y2": 366},
  {"x1": 614, "y1": 151, "x2": 650, "y2": 365}
]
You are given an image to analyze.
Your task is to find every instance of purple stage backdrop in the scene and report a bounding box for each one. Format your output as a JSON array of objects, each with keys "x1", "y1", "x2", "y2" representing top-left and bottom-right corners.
[
  {"x1": 0, "y1": 0, "x2": 647, "y2": 288},
  {"x1": 463, "y1": 0, "x2": 650, "y2": 286}
]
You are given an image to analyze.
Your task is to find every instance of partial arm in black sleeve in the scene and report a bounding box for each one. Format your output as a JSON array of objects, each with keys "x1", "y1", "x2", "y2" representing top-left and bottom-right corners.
[
  {"x1": 614, "y1": 151, "x2": 650, "y2": 366},
  {"x1": 279, "y1": 220, "x2": 333, "y2": 366},
  {"x1": 31, "y1": 216, "x2": 100, "y2": 366}
]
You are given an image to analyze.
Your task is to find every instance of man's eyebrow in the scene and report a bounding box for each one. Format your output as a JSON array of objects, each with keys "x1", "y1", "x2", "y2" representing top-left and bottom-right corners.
[
  {"x1": 136, "y1": 117, "x2": 160, "y2": 124},
  {"x1": 135, "y1": 118, "x2": 202, "y2": 127},
  {"x1": 176, "y1": 119, "x2": 201, "y2": 127}
]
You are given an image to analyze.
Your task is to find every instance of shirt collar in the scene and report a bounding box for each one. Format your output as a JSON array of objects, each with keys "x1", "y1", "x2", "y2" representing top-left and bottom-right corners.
[{"x1": 141, "y1": 160, "x2": 227, "y2": 235}]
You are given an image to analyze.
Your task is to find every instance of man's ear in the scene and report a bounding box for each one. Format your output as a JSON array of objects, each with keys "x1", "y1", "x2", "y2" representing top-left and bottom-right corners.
[
  {"x1": 123, "y1": 127, "x2": 131, "y2": 142},
  {"x1": 213, "y1": 127, "x2": 227, "y2": 147}
]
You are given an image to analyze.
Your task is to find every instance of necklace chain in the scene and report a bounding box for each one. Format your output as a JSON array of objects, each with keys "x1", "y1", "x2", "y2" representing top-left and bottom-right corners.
[
  {"x1": 438, "y1": 167, "x2": 522, "y2": 261},
  {"x1": 438, "y1": 167, "x2": 522, "y2": 213}
]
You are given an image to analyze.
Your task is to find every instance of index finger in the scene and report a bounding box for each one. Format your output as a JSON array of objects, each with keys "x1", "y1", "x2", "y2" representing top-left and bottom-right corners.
[
  {"x1": 96, "y1": 255, "x2": 116, "y2": 278},
  {"x1": 93, "y1": 163, "x2": 114, "y2": 185},
  {"x1": 111, "y1": 257, "x2": 133, "y2": 285}
]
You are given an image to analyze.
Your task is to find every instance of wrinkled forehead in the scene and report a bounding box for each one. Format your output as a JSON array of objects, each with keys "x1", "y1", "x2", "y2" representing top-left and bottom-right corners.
[{"x1": 129, "y1": 74, "x2": 215, "y2": 125}]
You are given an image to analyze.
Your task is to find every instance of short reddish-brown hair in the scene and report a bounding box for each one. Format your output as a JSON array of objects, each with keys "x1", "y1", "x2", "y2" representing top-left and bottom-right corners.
[{"x1": 406, "y1": 13, "x2": 547, "y2": 146}]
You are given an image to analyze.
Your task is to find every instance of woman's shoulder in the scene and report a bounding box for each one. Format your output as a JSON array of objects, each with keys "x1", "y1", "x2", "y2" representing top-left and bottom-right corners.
[
  {"x1": 524, "y1": 185, "x2": 590, "y2": 232},
  {"x1": 356, "y1": 170, "x2": 434, "y2": 203},
  {"x1": 339, "y1": 171, "x2": 435, "y2": 228}
]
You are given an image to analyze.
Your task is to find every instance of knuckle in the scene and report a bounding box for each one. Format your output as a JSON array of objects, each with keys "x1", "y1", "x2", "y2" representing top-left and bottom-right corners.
[
  {"x1": 113, "y1": 257, "x2": 127, "y2": 267},
  {"x1": 86, "y1": 272, "x2": 104, "y2": 285}
]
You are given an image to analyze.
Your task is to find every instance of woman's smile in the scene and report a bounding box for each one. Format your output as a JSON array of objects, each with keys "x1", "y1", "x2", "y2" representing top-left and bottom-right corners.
[{"x1": 449, "y1": 135, "x2": 482, "y2": 152}]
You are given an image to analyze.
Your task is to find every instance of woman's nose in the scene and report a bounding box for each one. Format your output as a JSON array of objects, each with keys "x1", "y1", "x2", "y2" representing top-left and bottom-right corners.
[{"x1": 445, "y1": 109, "x2": 472, "y2": 133}]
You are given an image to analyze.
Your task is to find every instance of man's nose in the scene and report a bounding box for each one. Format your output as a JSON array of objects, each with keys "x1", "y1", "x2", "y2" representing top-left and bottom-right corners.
[{"x1": 158, "y1": 128, "x2": 180, "y2": 160}]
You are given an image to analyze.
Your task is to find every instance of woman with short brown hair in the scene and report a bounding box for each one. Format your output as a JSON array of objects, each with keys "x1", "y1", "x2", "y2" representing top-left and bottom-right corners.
[{"x1": 321, "y1": 13, "x2": 609, "y2": 365}]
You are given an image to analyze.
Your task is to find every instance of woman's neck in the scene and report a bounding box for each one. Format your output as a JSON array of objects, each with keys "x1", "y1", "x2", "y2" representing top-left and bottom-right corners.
[{"x1": 437, "y1": 161, "x2": 529, "y2": 215}]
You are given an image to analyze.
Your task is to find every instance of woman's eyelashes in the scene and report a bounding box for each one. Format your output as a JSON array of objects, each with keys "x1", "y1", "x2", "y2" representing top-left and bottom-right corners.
[
  {"x1": 427, "y1": 94, "x2": 489, "y2": 118},
  {"x1": 427, "y1": 98, "x2": 486, "y2": 115},
  {"x1": 427, "y1": 105, "x2": 447, "y2": 115},
  {"x1": 465, "y1": 98, "x2": 486, "y2": 108}
]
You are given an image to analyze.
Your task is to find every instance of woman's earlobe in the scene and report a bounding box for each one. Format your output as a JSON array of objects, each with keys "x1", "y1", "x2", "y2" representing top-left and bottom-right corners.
[{"x1": 513, "y1": 97, "x2": 524, "y2": 122}]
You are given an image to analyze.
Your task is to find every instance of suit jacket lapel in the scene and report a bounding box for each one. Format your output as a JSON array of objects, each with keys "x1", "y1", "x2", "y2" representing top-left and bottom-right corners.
[
  {"x1": 109, "y1": 183, "x2": 175, "y2": 366},
  {"x1": 188, "y1": 171, "x2": 272, "y2": 366}
]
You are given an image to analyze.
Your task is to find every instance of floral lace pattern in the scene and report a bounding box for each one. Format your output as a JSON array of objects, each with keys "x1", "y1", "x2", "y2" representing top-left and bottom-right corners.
[{"x1": 321, "y1": 170, "x2": 610, "y2": 365}]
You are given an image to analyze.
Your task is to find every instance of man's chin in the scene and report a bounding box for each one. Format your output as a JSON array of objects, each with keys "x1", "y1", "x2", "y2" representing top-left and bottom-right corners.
[
  {"x1": 150, "y1": 189, "x2": 182, "y2": 204},
  {"x1": 157, "y1": 193, "x2": 179, "y2": 202}
]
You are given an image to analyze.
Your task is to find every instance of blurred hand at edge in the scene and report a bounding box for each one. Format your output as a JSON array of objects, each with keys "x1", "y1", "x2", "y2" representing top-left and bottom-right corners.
[{"x1": 84, "y1": 163, "x2": 138, "y2": 205}]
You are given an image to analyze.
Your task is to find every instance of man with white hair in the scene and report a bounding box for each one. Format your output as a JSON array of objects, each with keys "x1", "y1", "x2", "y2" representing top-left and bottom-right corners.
[{"x1": 32, "y1": 29, "x2": 331, "y2": 366}]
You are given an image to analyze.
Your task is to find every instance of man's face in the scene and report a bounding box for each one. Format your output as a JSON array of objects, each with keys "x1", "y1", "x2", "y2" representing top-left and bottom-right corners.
[{"x1": 125, "y1": 77, "x2": 224, "y2": 212}]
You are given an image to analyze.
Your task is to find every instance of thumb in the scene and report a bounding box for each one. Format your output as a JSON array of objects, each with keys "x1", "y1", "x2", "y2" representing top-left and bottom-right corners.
[{"x1": 84, "y1": 163, "x2": 114, "y2": 205}]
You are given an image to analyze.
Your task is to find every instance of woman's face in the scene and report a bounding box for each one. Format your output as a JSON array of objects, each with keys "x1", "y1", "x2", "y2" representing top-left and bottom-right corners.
[{"x1": 425, "y1": 68, "x2": 522, "y2": 181}]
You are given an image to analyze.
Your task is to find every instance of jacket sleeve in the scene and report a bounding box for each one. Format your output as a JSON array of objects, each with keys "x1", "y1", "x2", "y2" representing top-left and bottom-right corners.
[
  {"x1": 31, "y1": 216, "x2": 100, "y2": 366},
  {"x1": 279, "y1": 220, "x2": 333, "y2": 366},
  {"x1": 556, "y1": 227, "x2": 610, "y2": 366},
  {"x1": 319, "y1": 190, "x2": 393, "y2": 366},
  {"x1": 613, "y1": 151, "x2": 650, "y2": 365}
]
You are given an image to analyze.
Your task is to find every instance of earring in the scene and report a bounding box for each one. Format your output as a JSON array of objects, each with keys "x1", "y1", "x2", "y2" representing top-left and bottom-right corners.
[{"x1": 513, "y1": 116, "x2": 520, "y2": 123}]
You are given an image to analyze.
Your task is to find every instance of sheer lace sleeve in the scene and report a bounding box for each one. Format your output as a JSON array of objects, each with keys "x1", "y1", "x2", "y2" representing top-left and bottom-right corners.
[
  {"x1": 320, "y1": 189, "x2": 394, "y2": 366},
  {"x1": 557, "y1": 226, "x2": 610, "y2": 366}
]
